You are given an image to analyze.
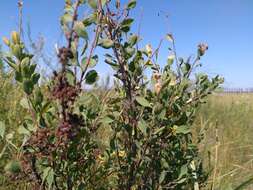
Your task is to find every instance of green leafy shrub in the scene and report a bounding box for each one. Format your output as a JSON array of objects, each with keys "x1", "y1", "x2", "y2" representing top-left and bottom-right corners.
[{"x1": 0, "y1": 0, "x2": 223, "y2": 189}]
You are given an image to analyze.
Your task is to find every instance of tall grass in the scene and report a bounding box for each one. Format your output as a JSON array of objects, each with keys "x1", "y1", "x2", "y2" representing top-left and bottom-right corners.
[
  {"x1": 0, "y1": 70, "x2": 27, "y2": 189},
  {"x1": 194, "y1": 94, "x2": 253, "y2": 189},
  {"x1": 1, "y1": 69, "x2": 253, "y2": 190}
]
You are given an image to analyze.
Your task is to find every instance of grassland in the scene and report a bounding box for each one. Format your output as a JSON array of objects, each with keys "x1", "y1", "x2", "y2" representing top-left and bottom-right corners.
[
  {"x1": 194, "y1": 94, "x2": 253, "y2": 189},
  {"x1": 1, "y1": 80, "x2": 253, "y2": 189}
]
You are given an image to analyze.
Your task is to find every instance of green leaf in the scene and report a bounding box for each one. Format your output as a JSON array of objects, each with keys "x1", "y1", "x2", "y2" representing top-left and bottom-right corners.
[
  {"x1": 138, "y1": 119, "x2": 147, "y2": 136},
  {"x1": 78, "y1": 183, "x2": 85, "y2": 190},
  {"x1": 128, "y1": 35, "x2": 138, "y2": 47},
  {"x1": 178, "y1": 164, "x2": 188, "y2": 180},
  {"x1": 18, "y1": 125, "x2": 30, "y2": 135},
  {"x1": 42, "y1": 167, "x2": 51, "y2": 183},
  {"x1": 82, "y1": 55, "x2": 98, "y2": 69},
  {"x1": 21, "y1": 57, "x2": 30, "y2": 66},
  {"x1": 82, "y1": 13, "x2": 97, "y2": 26},
  {"x1": 4, "y1": 160, "x2": 21, "y2": 174},
  {"x1": 6, "y1": 133, "x2": 14, "y2": 141},
  {"x1": 81, "y1": 40, "x2": 88, "y2": 56},
  {"x1": 101, "y1": 116, "x2": 113, "y2": 125},
  {"x1": 74, "y1": 21, "x2": 88, "y2": 39},
  {"x1": 47, "y1": 168, "x2": 54, "y2": 189},
  {"x1": 4, "y1": 57, "x2": 17, "y2": 70},
  {"x1": 0, "y1": 145, "x2": 7, "y2": 159},
  {"x1": 105, "y1": 57, "x2": 118, "y2": 70},
  {"x1": 23, "y1": 79, "x2": 34, "y2": 95},
  {"x1": 66, "y1": 70, "x2": 75, "y2": 85},
  {"x1": 121, "y1": 18, "x2": 134, "y2": 27},
  {"x1": 182, "y1": 63, "x2": 191, "y2": 75},
  {"x1": 153, "y1": 126, "x2": 165, "y2": 135},
  {"x1": 88, "y1": 0, "x2": 106, "y2": 9},
  {"x1": 22, "y1": 64, "x2": 31, "y2": 78},
  {"x1": 20, "y1": 97, "x2": 30, "y2": 109},
  {"x1": 120, "y1": 18, "x2": 134, "y2": 33},
  {"x1": 167, "y1": 54, "x2": 175, "y2": 66},
  {"x1": 98, "y1": 39, "x2": 114, "y2": 49},
  {"x1": 0, "y1": 121, "x2": 5, "y2": 139},
  {"x1": 15, "y1": 71, "x2": 23, "y2": 82},
  {"x1": 175, "y1": 125, "x2": 191, "y2": 135},
  {"x1": 88, "y1": 0, "x2": 97, "y2": 9},
  {"x1": 159, "y1": 171, "x2": 167, "y2": 184},
  {"x1": 161, "y1": 158, "x2": 169, "y2": 169},
  {"x1": 12, "y1": 44, "x2": 22, "y2": 59},
  {"x1": 127, "y1": 0, "x2": 137, "y2": 9},
  {"x1": 31, "y1": 73, "x2": 40, "y2": 85},
  {"x1": 85, "y1": 70, "x2": 98, "y2": 85},
  {"x1": 29, "y1": 64, "x2": 37, "y2": 75},
  {"x1": 110, "y1": 138, "x2": 116, "y2": 150},
  {"x1": 136, "y1": 96, "x2": 151, "y2": 107},
  {"x1": 42, "y1": 167, "x2": 54, "y2": 189},
  {"x1": 61, "y1": 13, "x2": 72, "y2": 25},
  {"x1": 177, "y1": 177, "x2": 187, "y2": 184},
  {"x1": 34, "y1": 88, "x2": 43, "y2": 105},
  {"x1": 121, "y1": 26, "x2": 130, "y2": 33},
  {"x1": 166, "y1": 33, "x2": 174, "y2": 42},
  {"x1": 101, "y1": 0, "x2": 106, "y2": 6},
  {"x1": 125, "y1": 47, "x2": 135, "y2": 57}
]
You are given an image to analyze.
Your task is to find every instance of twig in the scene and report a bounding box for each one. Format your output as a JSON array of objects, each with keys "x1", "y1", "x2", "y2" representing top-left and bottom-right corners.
[
  {"x1": 151, "y1": 38, "x2": 163, "y2": 65},
  {"x1": 136, "y1": 7, "x2": 143, "y2": 50},
  {"x1": 186, "y1": 56, "x2": 200, "y2": 78},
  {"x1": 79, "y1": 0, "x2": 103, "y2": 84},
  {"x1": 211, "y1": 121, "x2": 219, "y2": 190},
  {"x1": 18, "y1": 0, "x2": 23, "y2": 37},
  {"x1": 67, "y1": 0, "x2": 80, "y2": 49},
  {"x1": 171, "y1": 37, "x2": 181, "y2": 80}
]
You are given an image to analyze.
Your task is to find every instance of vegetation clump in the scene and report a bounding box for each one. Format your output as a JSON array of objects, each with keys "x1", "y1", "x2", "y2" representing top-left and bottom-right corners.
[{"x1": 0, "y1": 0, "x2": 223, "y2": 189}]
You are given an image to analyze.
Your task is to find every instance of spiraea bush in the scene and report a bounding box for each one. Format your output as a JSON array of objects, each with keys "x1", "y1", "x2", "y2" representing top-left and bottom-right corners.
[{"x1": 0, "y1": 0, "x2": 223, "y2": 189}]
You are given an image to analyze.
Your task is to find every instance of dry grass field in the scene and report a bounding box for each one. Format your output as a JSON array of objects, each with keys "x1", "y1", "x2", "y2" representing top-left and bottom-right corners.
[{"x1": 194, "y1": 94, "x2": 253, "y2": 189}]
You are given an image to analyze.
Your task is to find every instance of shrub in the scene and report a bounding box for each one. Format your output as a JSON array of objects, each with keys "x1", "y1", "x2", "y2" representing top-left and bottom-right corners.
[{"x1": 0, "y1": 0, "x2": 223, "y2": 189}]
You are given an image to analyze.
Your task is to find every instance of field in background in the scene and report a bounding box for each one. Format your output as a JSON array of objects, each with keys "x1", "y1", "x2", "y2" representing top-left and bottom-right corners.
[
  {"x1": 194, "y1": 94, "x2": 253, "y2": 189},
  {"x1": 1, "y1": 84, "x2": 253, "y2": 189}
]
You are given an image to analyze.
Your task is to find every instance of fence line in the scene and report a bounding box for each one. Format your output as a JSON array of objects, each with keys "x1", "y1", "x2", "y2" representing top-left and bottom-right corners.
[{"x1": 220, "y1": 88, "x2": 253, "y2": 94}]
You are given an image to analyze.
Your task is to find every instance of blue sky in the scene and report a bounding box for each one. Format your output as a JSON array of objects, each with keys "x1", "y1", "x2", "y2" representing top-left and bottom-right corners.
[{"x1": 0, "y1": 0, "x2": 253, "y2": 88}]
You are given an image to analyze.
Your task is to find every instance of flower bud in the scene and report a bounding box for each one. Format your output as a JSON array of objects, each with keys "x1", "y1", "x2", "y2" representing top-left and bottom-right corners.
[
  {"x1": 145, "y1": 44, "x2": 153, "y2": 57},
  {"x1": 118, "y1": 150, "x2": 126, "y2": 158},
  {"x1": 171, "y1": 125, "x2": 178, "y2": 135},
  {"x1": 145, "y1": 60, "x2": 153, "y2": 66},
  {"x1": 2, "y1": 37, "x2": 10, "y2": 46},
  {"x1": 11, "y1": 31, "x2": 20, "y2": 44}
]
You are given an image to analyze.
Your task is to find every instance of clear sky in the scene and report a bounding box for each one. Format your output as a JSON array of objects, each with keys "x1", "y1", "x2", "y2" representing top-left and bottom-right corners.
[{"x1": 0, "y1": 0, "x2": 253, "y2": 88}]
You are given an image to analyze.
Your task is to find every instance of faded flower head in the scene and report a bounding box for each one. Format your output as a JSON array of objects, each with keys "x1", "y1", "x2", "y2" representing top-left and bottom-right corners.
[
  {"x1": 155, "y1": 82, "x2": 162, "y2": 94},
  {"x1": 198, "y1": 43, "x2": 208, "y2": 56},
  {"x1": 153, "y1": 72, "x2": 161, "y2": 81}
]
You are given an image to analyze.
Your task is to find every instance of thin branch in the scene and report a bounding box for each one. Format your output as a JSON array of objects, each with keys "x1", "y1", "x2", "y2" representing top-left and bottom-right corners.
[
  {"x1": 171, "y1": 37, "x2": 181, "y2": 80},
  {"x1": 211, "y1": 121, "x2": 219, "y2": 190},
  {"x1": 186, "y1": 56, "x2": 200, "y2": 78},
  {"x1": 18, "y1": 0, "x2": 23, "y2": 37},
  {"x1": 79, "y1": 0, "x2": 103, "y2": 84},
  {"x1": 136, "y1": 7, "x2": 143, "y2": 50},
  {"x1": 67, "y1": 0, "x2": 80, "y2": 49}
]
